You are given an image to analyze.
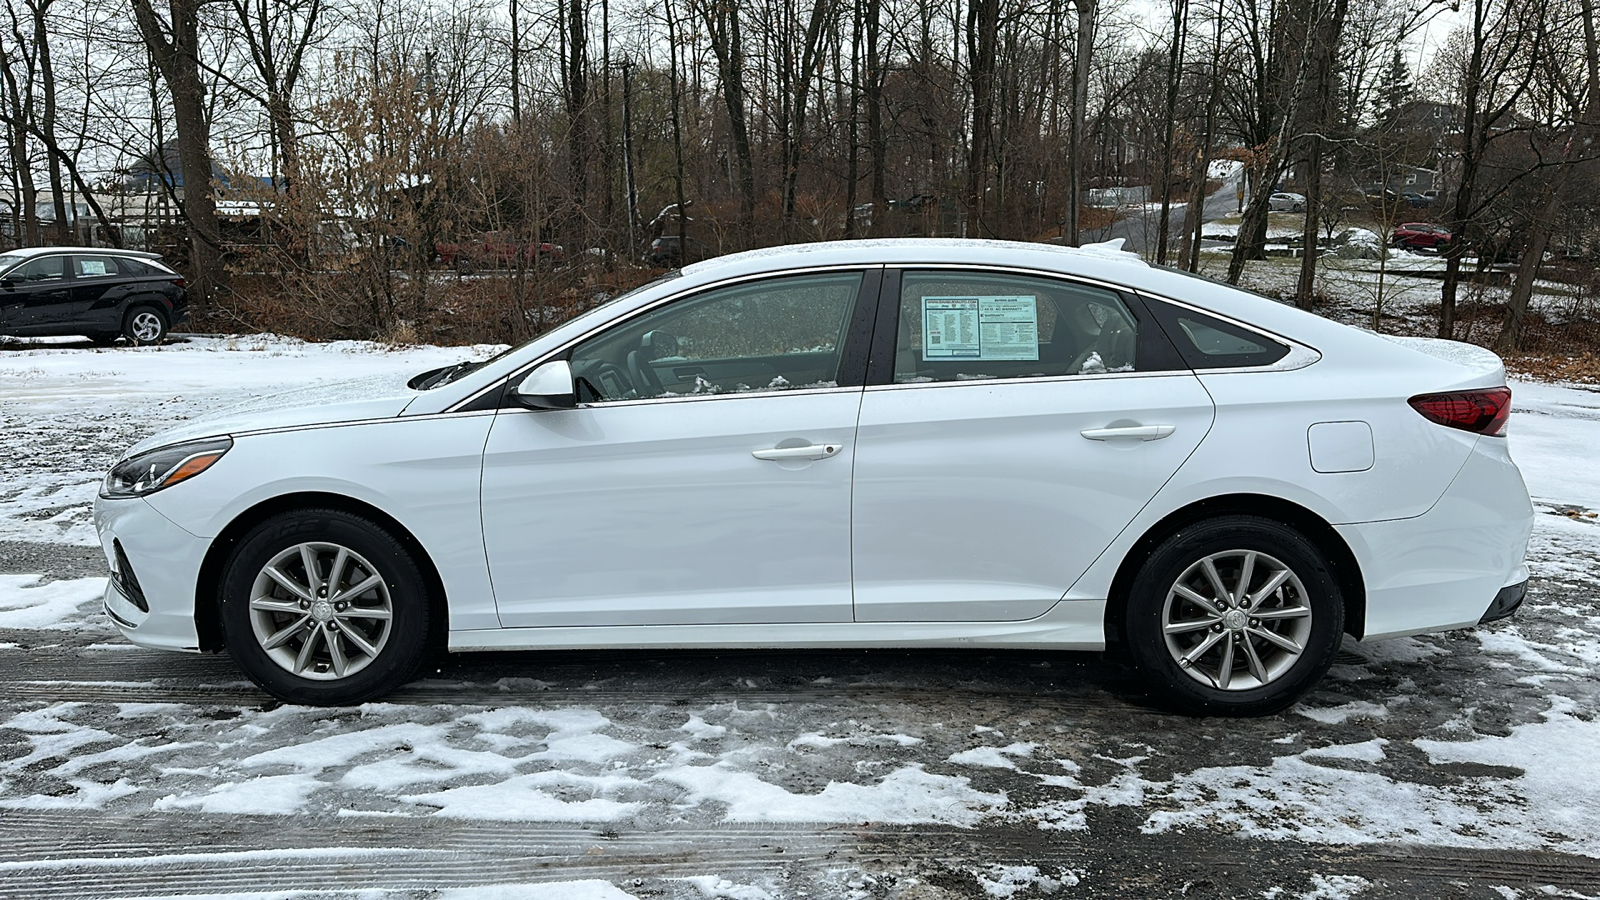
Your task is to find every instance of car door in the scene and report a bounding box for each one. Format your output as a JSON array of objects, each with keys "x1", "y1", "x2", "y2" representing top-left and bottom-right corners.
[
  {"x1": 480, "y1": 268, "x2": 880, "y2": 628},
  {"x1": 0, "y1": 254, "x2": 73, "y2": 330},
  {"x1": 68, "y1": 254, "x2": 133, "y2": 329},
  {"x1": 850, "y1": 267, "x2": 1216, "y2": 623}
]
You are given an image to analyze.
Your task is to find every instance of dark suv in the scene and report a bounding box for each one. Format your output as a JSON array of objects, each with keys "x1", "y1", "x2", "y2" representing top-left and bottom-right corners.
[
  {"x1": 0, "y1": 247, "x2": 188, "y2": 344},
  {"x1": 643, "y1": 235, "x2": 715, "y2": 268}
]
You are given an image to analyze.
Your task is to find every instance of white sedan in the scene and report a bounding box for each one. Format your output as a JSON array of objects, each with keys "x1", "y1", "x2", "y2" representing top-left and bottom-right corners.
[
  {"x1": 1268, "y1": 192, "x2": 1307, "y2": 213},
  {"x1": 94, "y1": 239, "x2": 1532, "y2": 716}
]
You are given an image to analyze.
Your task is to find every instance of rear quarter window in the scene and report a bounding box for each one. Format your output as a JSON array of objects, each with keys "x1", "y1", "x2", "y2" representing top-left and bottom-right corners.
[{"x1": 1145, "y1": 297, "x2": 1291, "y2": 369}]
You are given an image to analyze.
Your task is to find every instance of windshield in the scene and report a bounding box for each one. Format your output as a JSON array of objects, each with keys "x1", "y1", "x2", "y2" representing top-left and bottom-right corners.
[
  {"x1": 0, "y1": 254, "x2": 26, "y2": 276},
  {"x1": 411, "y1": 270, "x2": 683, "y2": 389}
]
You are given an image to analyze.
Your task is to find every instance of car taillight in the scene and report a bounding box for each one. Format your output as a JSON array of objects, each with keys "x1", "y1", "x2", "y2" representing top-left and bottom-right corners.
[
  {"x1": 171, "y1": 278, "x2": 186, "y2": 288},
  {"x1": 1408, "y1": 387, "x2": 1512, "y2": 436}
]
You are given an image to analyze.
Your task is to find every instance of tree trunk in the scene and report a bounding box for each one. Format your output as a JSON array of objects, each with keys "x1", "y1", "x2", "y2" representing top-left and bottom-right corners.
[
  {"x1": 1439, "y1": 0, "x2": 1490, "y2": 340},
  {"x1": 510, "y1": 0, "x2": 521, "y2": 125},
  {"x1": 965, "y1": 0, "x2": 999, "y2": 236},
  {"x1": 1497, "y1": 0, "x2": 1599, "y2": 352},
  {"x1": 1228, "y1": 0, "x2": 1343, "y2": 285},
  {"x1": 865, "y1": 0, "x2": 884, "y2": 232},
  {"x1": 1294, "y1": 136, "x2": 1323, "y2": 310},
  {"x1": 698, "y1": 0, "x2": 756, "y2": 231},
  {"x1": 1155, "y1": 0, "x2": 1187, "y2": 265},
  {"x1": 29, "y1": 0, "x2": 69, "y2": 242},
  {"x1": 782, "y1": 0, "x2": 833, "y2": 228},
  {"x1": 1495, "y1": 190, "x2": 1558, "y2": 353},
  {"x1": 664, "y1": 0, "x2": 688, "y2": 251},
  {"x1": 1064, "y1": 0, "x2": 1096, "y2": 246},
  {"x1": 565, "y1": 0, "x2": 589, "y2": 216},
  {"x1": 1294, "y1": 0, "x2": 1346, "y2": 309},
  {"x1": 133, "y1": 0, "x2": 225, "y2": 308},
  {"x1": 0, "y1": 36, "x2": 41, "y2": 246}
]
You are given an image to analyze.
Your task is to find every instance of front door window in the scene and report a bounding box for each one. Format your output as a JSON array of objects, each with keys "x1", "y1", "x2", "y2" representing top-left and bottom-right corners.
[{"x1": 566, "y1": 271, "x2": 862, "y2": 402}]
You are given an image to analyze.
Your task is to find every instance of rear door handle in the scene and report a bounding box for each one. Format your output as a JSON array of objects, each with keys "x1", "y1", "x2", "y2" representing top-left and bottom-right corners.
[
  {"x1": 1080, "y1": 424, "x2": 1175, "y2": 441},
  {"x1": 752, "y1": 443, "x2": 843, "y2": 461}
]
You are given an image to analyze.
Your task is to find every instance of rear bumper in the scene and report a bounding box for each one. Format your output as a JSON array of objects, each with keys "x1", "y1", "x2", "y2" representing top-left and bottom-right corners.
[
  {"x1": 1479, "y1": 579, "x2": 1527, "y2": 624},
  {"x1": 1338, "y1": 436, "x2": 1533, "y2": 641}
]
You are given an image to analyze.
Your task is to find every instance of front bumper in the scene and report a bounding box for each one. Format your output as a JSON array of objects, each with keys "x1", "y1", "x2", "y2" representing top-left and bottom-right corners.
[{"x1": 94, "y1": 494, "x2": 210, "y2": 652}]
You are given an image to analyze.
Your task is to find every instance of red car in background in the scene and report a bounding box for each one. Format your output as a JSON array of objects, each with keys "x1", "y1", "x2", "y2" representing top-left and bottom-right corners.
[
  {"x1": 1391, "y1": 222, "x2": 1452, "y2": 251},
  {"x1": 435, "y1": 232, "x2": 565, "y2": 272}
]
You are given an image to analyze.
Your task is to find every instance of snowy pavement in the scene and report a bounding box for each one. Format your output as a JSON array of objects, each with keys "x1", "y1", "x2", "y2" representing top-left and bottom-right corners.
[{"x1": 3, "y1": 336, "x2": 1600, "y2": 899}]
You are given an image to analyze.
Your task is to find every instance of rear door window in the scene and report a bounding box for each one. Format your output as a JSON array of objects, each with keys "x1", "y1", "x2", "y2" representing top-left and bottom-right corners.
[
  {"x1": 889, "y1": 270, "x2": 1161, "y2": 383},
  {"x1": 73, "y1": 255, "x2": 121, "y2": 278}
]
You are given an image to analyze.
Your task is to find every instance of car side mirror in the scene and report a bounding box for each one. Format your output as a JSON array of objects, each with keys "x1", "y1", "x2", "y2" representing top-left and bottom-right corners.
[
  {"x1": 0, "y1": 278, "x2": 13, "y2": 290},
  {"x1": 639, "y1": 330, "x2": 678, "y2": 360},
  {"x1": 513, "y1": 359, "x2": 576, "y2": 410}
]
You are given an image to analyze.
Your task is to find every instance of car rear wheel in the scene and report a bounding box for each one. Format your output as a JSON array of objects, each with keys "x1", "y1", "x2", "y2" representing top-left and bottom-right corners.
[
  {"x1": 123, "y1": 306, "x2": 168, "y2": 344},
  {"x1": 1123, "y1": 516, "x2": 1343, "y2": 716},
  {"x1": 220, "y1": 509, "x2": 432, "y2": 705}
]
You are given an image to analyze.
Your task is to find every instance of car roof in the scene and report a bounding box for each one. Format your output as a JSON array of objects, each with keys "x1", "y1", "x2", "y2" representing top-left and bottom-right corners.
[
  {"x1": 0, "y1": 246, "x2": 165, "y2": 260},
  {"x1": 680, "y1": 237, "x2": 1150, "y2": 281}
]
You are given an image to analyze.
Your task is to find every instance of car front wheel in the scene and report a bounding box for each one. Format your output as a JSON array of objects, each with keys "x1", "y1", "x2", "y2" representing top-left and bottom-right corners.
[
  {"x1": 220, "y1": 509, "x2": 433, "y2": 705},
  {"x1": 1123, "y1": 516, "x2": 1343, "y2": 716}
]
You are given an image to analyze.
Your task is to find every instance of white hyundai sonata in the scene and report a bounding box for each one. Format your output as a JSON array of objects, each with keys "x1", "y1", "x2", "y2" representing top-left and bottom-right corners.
[{"x1": 94, "y1": 239, "x2": 1533, "y2": 715}]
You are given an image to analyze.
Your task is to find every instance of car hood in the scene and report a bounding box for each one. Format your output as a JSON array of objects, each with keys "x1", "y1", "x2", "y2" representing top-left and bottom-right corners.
[{"x1": 122, "y1": 373, "x2": 419, "y2": 459}]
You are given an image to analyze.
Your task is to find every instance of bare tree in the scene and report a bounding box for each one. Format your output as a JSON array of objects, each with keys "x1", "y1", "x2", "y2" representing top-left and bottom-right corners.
[{"x1": 132, "y1": 0, "x2": 226, "y2": 306}]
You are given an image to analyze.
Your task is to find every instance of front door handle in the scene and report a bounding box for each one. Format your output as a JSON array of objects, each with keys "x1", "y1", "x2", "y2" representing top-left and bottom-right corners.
[
  {"x1": 1080, "y1": 424, "x2": 1175, "y2": 441},
  {"x1": 752, "y1": 443, "x2": 843, "y2": 461}
]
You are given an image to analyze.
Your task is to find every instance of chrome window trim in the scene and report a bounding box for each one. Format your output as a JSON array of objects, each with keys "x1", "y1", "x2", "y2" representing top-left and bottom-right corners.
[
  {"x1": 887, "y1": 261, "x2": 1141, "y2": 298},
  {"x1": 496, "y1": 384, "x2": 862, "y2": 415},
  {"x1": 445, "y1": 263, "x2": 882, "y2": 413},
  {"x1": 865, "y1": 369, "x2": 1190, "y2": 392},
  {"x1": 1190, "y1": 342, "x2": 1321, "y2": 375}
]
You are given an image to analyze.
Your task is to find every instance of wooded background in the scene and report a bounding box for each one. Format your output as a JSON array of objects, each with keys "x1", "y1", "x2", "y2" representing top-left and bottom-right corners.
[{"x1": 3, "y1": 0, "x2": 1598, "y2": 352}]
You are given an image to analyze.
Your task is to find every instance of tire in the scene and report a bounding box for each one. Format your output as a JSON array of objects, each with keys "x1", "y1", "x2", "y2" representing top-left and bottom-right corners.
[
  {"x1": 123, "y1": 305, "x2": 168, "y2": 345},
  {"x1": 219, "y1": 508, "x2": 433, "y2": 706},
  {"x1": 1123, "y1": 516, "x2": 1343, "y2": 717}
]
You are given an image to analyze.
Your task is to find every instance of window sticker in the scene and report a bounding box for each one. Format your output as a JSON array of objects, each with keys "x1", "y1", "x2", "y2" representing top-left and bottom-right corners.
[
  {"x1": 921, "y1": 295, "x2": 1039, "y2": 361},
  {"x1": 80, "y1": 260, "x2": 108, "y2": 276}
]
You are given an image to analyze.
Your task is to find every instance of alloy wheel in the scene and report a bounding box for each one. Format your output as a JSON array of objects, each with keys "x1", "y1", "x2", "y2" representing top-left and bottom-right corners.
[
  {"x1": 130, "y1": 311, "x2": 164, "y2": 343},
  {"x1": 1160, "y1": 549, "x2": 1314, "y2": 691},
  {"x1": 247, "y1": 541, "x2": 394, "y2": 680}
]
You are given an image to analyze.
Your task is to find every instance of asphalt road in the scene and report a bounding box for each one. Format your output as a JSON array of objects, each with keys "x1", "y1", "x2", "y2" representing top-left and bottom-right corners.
[
  {"x1": 1085, "y1": 173, "x2": 1244, "y2": 256},
  {"x1": 3, "y1": 537, "x2": 1598, "y2": 899}
]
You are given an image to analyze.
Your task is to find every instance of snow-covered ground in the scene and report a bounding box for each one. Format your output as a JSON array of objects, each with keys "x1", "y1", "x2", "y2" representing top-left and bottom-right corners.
[{"x1": 3, "y1": 334, "x2": 1600, "y2": 898}]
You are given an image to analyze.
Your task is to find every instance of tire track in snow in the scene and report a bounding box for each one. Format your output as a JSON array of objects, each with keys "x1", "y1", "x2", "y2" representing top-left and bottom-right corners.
[{"x1": 0, "y1": 812, "x2": 851, "y2": 897}]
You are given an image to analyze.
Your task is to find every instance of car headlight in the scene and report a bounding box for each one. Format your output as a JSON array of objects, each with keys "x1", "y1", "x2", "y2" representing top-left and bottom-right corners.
[{"x1": 100, "y1": 437, "x2": 233, "y2": 499}]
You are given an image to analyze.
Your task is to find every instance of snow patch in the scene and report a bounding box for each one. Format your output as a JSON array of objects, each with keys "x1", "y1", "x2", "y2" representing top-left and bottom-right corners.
[
  {"x1": 948, "y1": 742, "x2": 1037, "y2": 770},
  {"x1": 0, "y1": 575, "x2": 109, "y2": 630},
  {"x1": 153, "y1": 774, "x2": 322, "y2": 815},
  {"x1": 658, "y1": 763, "x2": 1006, "y2": 825}
]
